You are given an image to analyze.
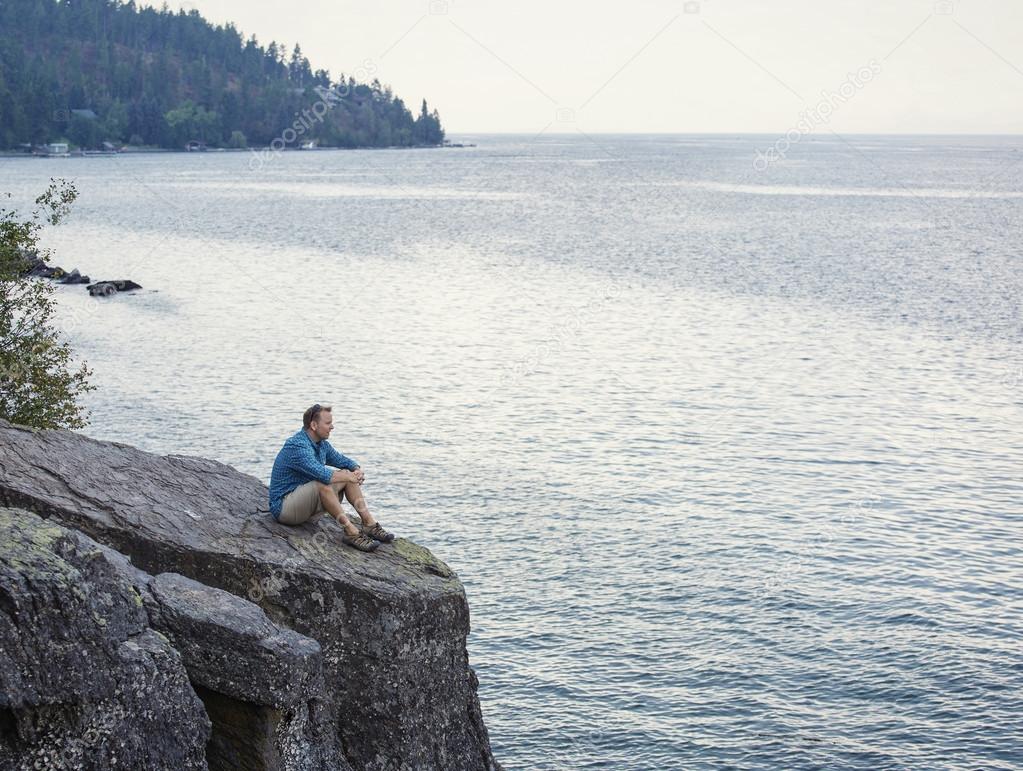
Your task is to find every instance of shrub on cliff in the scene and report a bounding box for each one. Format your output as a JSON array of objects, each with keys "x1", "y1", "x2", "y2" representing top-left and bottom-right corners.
[{"x1": 0, "y1": 180, "x2": 93, "y2": 429}]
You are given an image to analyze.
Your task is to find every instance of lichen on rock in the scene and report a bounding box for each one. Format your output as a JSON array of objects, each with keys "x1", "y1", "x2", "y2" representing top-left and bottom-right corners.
[{"x1": 0, "y1": 508, "x2": 210, "y2": 770}]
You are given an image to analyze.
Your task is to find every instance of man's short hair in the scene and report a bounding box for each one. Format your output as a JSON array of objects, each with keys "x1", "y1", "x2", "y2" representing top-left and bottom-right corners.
[{"x1": 303, "y1": 403, "x2": 332, "y2": 428}]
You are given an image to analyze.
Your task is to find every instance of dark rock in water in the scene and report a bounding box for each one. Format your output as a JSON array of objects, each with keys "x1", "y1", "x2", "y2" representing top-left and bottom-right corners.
[
  {"x1": 0, "y1": 508, "x2": 211, "y2": 770},
  {"x1": 88, "y1": 281, "x2": 117, "y2": 297},
  {"x1": 16, "y1": 253, "x2": 91, "y2": 285},
  {"x1": 107, "y1": 279, "x2": 142, "y2": 291},
  {"x1": 87, "y1": 279, "x2": 142, "y2": 296},
  {"x1": 27, "y1": 262, "x2": 63, "y2": 279},
  {"x1": 0, "y1": 419, "x2": 499, "y2": 771},
  {"x1": 14, "y1": 252, "x2": 98, "y2": 288},
  {"x1": 58, "y1": 268, "x2": 91, "y2": 285}
]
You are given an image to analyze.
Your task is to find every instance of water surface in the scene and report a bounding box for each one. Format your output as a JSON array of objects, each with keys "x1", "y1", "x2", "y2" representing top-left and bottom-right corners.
[{"x1": 4, "y1": 134, "x2": 1022, "y2": 769}]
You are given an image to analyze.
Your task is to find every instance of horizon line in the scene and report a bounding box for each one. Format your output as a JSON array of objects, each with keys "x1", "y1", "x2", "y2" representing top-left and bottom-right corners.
[{"x1": 446, "y1": 130, "x2": 1023, "y2": 138}]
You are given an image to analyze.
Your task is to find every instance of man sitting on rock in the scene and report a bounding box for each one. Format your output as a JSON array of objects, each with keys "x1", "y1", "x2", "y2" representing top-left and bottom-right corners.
[{"x1": 269, "y1": 404, "x2": 394, "y2": 552}]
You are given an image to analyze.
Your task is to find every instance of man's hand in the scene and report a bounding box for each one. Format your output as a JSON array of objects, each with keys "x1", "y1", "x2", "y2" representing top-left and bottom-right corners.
[
  {"x1": 331, "y1": 468, "x2": 362, "y2": 485},
  {"x1": 352, "y1": 468, "x2": 365, "y2": 485}
]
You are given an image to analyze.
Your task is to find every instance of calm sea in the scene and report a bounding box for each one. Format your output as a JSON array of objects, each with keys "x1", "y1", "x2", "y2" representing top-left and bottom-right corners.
[{"x1": 4, "y1": 134, "x2": 1022, "y2": 770}]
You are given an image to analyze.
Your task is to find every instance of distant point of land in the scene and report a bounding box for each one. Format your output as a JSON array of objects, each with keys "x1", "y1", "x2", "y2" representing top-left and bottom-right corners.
[{"x1": 0, "y1": 0, "x2": 445, "y2": 153}]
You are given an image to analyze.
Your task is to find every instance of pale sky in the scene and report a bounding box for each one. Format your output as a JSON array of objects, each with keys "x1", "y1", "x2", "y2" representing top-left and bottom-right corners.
[{"x1": 175, "y1": 0, "x2": 1023, "y2": 134}]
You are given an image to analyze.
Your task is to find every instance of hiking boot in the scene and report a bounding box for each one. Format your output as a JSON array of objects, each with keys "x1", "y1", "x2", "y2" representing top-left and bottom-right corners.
[
  {"x1": 342, "y1": 530, "x2": 379, "y2": 552},
  {"x1": 362, "y1": 521, "x2": 395, "y2": 543}
]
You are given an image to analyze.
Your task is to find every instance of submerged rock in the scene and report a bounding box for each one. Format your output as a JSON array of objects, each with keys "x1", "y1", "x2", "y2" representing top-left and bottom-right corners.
[
  {"x1": 0, "y1": 419, "x2": 498, "y2": 771},
  {"x1": 58, "y1": 268, "x2": 91, "y2": 285},
  {"x1": 87, "y1": 279, "x2": 141, "y2": 296}
]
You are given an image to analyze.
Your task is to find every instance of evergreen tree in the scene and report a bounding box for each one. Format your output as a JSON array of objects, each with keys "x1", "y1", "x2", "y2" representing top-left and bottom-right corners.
[{"x1": 413, "y1": 99, "x2": 445, "y2": 145}]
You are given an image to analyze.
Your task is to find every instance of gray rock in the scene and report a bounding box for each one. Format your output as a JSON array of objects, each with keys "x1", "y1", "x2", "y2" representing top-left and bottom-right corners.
[
  {"x1": 142, "y1": 571, "x2": 351, "y2": 770},
  {"x1": 0, "y1": 507, "x2": 210, "y2": 770},
  {"x1": 87, "y1": 281, "x2": 117, "y2": 297},
  {"x1": 59, "y1": 268, "x2": 87, "y2": 284},
  {"x1": 86, "y1": 279, "x2": 142, "y2": 296},
  {"x1": 29, "y1": 263, "x2": 62, "y2": 279},
  {"x1": 0, "y1": 419, "x2": 498, "y2": 771},
  {"x1": 144, "y1": 571, "x2": 324, "y2": 708},
  {"x1": 61, "y1": 521, "x2": 351, "y2": 770}
]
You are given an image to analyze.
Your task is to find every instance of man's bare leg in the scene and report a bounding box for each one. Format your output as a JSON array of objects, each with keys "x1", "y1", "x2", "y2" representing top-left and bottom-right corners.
[
  {"x1": 315, "y1": 482, "x2": 361, "y2": 537},
  {"x1": 340, "y1": 480, "x2": 379, "y2": 528}
]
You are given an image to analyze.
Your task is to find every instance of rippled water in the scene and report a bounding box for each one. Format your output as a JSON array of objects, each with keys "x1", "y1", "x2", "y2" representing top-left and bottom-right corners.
[{"x1": 4, "y1": 135, "x2": 1023, "y2": 770}]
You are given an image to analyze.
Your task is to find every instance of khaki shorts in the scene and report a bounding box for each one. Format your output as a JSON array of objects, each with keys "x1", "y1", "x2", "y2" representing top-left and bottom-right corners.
[{"x1": 278, "y1": 477, "x2": 343, "y2": 525}]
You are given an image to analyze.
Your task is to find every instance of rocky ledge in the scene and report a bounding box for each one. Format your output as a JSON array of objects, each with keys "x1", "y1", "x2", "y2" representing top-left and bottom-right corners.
[{"x1": 0, "y1": 419, "x2": 498, "y2": 771}]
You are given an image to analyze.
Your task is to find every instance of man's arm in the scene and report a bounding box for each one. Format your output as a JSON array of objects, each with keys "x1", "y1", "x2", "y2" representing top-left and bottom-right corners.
[{"x1": 324, "y1": 442, "x2": 359, "y2": 472}]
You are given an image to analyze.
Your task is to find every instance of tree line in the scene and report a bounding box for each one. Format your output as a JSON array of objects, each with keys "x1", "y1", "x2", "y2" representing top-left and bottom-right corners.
[{"x1": 0, "y1": 0, "x2": 445, "y2": 150}]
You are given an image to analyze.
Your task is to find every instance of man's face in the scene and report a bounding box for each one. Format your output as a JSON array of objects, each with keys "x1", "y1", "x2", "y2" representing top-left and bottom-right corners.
[{"x1": 311, "y1": 411, "x2": 334, "y2": 440}]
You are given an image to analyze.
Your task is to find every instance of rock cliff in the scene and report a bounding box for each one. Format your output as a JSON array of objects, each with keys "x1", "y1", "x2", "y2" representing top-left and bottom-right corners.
[{"x1": 0, "y1": 419, "x2": 498, "y2": 771}]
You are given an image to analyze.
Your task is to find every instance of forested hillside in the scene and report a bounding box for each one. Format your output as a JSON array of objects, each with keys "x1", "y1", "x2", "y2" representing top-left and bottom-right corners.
[{"x1": 0, "y1": 0, "x2": 445, "y2": 150}]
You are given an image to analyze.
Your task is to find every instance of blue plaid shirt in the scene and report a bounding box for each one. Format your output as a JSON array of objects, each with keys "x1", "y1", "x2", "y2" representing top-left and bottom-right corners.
[{"x1": 268, "y1": 429, "x2": 360, "y2": 518}]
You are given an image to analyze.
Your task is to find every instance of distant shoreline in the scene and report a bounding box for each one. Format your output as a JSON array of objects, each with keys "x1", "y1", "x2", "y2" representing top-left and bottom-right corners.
[{"x1": 0, "y1": 143, "x2": 475, "y2": 160}]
